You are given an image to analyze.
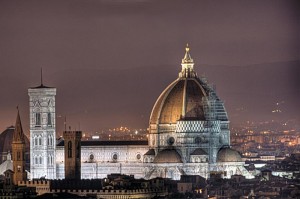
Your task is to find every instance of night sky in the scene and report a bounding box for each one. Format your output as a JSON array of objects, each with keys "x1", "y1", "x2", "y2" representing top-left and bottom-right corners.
[{"x1": 0, "y1": 0, "x2": 299, "y2": 134}]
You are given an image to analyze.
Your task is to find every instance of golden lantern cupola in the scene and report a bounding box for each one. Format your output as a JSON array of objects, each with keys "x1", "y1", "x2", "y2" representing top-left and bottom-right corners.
[{"x1": 179, "y1": 44, "x2": 197, "y2": 78}]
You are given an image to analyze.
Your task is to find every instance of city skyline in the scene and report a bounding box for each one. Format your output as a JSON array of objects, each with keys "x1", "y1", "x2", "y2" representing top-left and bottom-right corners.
[
  {"x1": 0, "y1": 1, "x2": 299, "y2": 197},
  {"x1": 0, "y1": 0, "x2": 299, "y2": 133}
]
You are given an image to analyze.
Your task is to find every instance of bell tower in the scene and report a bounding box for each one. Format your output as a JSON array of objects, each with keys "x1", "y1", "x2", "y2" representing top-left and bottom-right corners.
[
  {"x1": 28, "y1": 75, "x2": 56, "y2": 179},
  {"x1": 63, "y1": 130, "x2": 82, "y2": 180},
  {"x1": 12, "y1": 108, "x2": 27, "y2": 184}
]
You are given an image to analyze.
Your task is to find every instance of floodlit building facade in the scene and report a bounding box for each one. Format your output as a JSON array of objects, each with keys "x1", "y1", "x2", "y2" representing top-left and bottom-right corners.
[
  {"x1": 28, "y1": 84, "x2": 57, "y2": 179},
  {"x1": 27, "y1": 46, "x2": 253, "y2": 180}
]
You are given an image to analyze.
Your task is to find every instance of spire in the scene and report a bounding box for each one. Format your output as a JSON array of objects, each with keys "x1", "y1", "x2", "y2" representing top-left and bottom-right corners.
[
  {"x1": 41, "y1": 68, "x2": 43, "y2": 86},
  {"x1": 30, "y1": 68, "x2": 53, "y2": 88},
  {"x1": 179, "y1": 44, "x2": 197, "y2": 78},
  {"x1": 13, "y1": 107, "x2": 25, "y2": 143}
]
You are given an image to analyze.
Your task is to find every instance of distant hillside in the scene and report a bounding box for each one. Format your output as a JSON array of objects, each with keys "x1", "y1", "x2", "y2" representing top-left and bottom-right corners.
[
  {"x1": 0, "y1": 60, "x2": 298, "y2": 133},
  {"x1": 200, "y1": 60, "x2": 300, "y2": 124}
]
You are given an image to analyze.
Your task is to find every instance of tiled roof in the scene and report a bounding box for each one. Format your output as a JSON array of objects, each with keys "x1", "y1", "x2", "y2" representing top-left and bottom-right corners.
[
  {"x1": 57, "y1": 140, "x2": 148, "y2": 147},
  {"x1": 30, "y1": 84, "x2": 53, "y2": 89},
  {"x1": 190, "y1": 148, "x2": 208, "y2": 155},
  {"x1": 144, "y1": 149, "x2": 155, "y2": 155}
]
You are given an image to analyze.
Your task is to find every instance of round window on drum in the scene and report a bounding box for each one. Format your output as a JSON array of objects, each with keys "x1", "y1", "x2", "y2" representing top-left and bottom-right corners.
[
  {"x1": 89, "y1": 154, "x2": 94, "y2": 161},
  {"x1": 167, "y1": 137, "x2": 175, "y2": 145},
  {"x1": 112, "y1": 153, "x2": 118, "y2": 161}
]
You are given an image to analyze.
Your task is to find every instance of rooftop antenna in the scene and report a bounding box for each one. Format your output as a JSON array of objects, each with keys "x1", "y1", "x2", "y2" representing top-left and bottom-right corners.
[
  {"x1": 14, "y1": 105, "x2": 19, "y2": 126},
  {"x1": 64, "y1": 116, "x2": 67, "y2": 131},
  {"x1": 41, "y1": 68, "x2": 43, "y2": 86}
]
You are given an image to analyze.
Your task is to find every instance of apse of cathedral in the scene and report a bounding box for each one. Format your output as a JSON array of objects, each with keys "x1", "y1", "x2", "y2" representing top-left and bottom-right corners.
[{"x1": 11, "y1": 45, "x2": 252, "y2": 180}]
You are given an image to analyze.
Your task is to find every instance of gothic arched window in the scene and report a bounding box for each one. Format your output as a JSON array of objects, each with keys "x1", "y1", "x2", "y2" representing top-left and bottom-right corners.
[
  {"x1": 47, "y1": 112, "x2": 52, "y2": 126},
  {"x1": 68, "y1": 141, "x2": 72, "y2": 158},
  {"x1": 38, "y1": 136, "x2": 42, "y2": 146},
  {"x1": 35, "y1": 113, "x2": 41, "y2": 126},
  {"x1": 50, "y1": 135, "x2": 53, "y2": 146}
]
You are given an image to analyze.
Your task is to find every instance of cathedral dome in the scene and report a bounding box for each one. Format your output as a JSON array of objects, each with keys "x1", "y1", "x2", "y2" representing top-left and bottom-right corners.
[
  {"x1": 0, "y1": 126, "x2": 15, "y2": 155},
  {"x1": 153, "y1": 149, "x2": 182, "y2": 163},
  {"x1": 150, "y1": 46, "x2": 210, "y2": 125},
  {"x1": 150, "y1": 78, "x2": 208, "y2": 124},
  {"x1": 217, "y1": 147, "x2": 242, "y2": 162},
  {"x1": 0, "y1": 126, "x2": 30, "y2": 164}
]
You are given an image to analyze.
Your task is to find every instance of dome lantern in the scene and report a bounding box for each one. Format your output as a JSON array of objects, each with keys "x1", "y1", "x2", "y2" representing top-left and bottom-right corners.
[{"x1": 179, "y1": 44, "x2": 197, "y2": 78}]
